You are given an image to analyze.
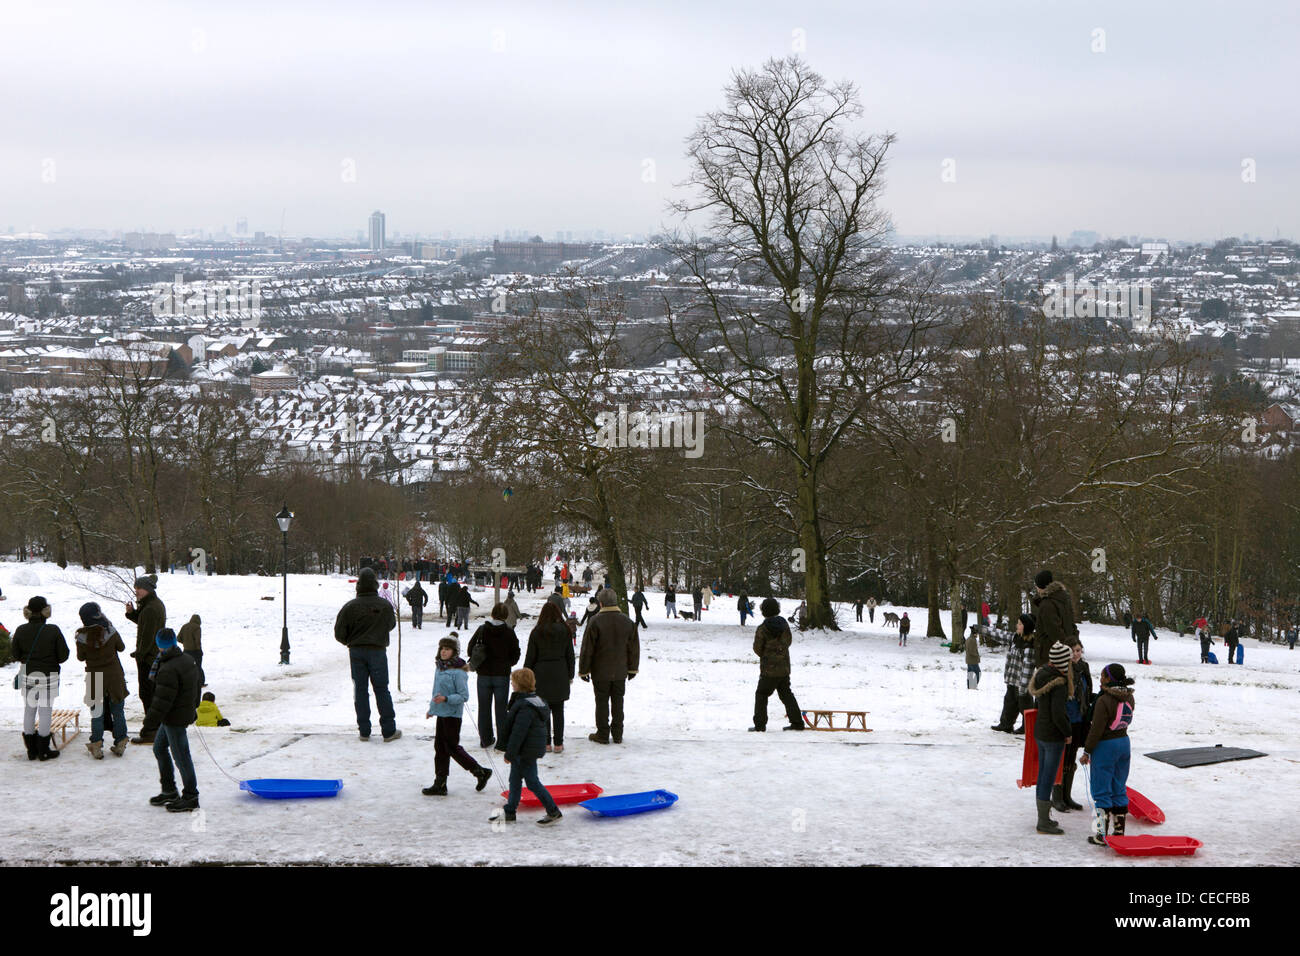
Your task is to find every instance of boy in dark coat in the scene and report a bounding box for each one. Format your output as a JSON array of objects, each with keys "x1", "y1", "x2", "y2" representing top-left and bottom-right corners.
[
  {"x1": 749, "y1": 598, "x2": 805, "y2": 732},
  {"x1": 490, "y1": 668, "x2": 562, "y2": 826},
  {"x1": 125, "y1": 575, "x2": 166, "y2": 744},
  {"x1": 630, "y1": 588, "x2": 649, "y2": 629},
  {"x1": 406, "y1": 580, "x2": 428, "y2": 629},
  {"x1": 578, "y1": 589, "x2": 639, "y2": 744},
  {"x1": 146, "y1": 628, "x2": 201, "y2": 812},
  {"x1": 1028, "y1": 641, "x2": 1074, "y2": 834},
  {"x1": 334, "y1": 568, "x2": 400, "y2": 742}
]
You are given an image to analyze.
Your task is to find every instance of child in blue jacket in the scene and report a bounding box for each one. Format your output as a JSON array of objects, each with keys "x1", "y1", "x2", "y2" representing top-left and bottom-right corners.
[{"x1": 423, "y1": 635, "x2": 493, "y2": 796}]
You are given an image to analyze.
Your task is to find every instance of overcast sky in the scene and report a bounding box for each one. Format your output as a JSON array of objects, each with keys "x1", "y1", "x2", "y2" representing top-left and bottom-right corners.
[{"x1": 2, "y1": 0, "x2": 1296, "y2": 241}]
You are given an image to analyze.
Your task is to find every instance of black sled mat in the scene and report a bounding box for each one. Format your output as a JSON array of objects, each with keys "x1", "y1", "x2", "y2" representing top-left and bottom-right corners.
[{"x1": 1145, "y1": 745, "x2": 1267, "y2": 768}]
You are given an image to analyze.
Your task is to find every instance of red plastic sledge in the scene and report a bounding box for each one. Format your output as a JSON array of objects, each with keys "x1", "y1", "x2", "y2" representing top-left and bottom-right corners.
[
  {"x1": 1016, "y1": 709, "x2": 1063, "y2": 788},
  {"x1": 500, "y1": 783, "x2": 603, "y2": 807},
  {"x1": 1106, "y1": 835, "x2": 1202, "y2": 857},
  {"x1": 1126, "y1": 787, "x2": 1165, "y2": 824}
]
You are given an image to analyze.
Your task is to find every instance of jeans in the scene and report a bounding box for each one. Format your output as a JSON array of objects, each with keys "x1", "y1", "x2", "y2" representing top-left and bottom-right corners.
[
  {"x1": 633, "y1": 607, "x2": 647, "y2": 629},
  {"x1": 1135, "y1": 635, "x2": 1149, "y2": 661},
  {"x1": 349, "y1": 647, "x2": 396, "y2": 738},
  {"x1": 593, "y1": 679, "x2": 626, "y2": 740},
  {"x1": 666, "y1": 602, "x2": 677, "y2": 618},
  {"x1": 91, "y1": 697, "x2": 128, "y2": 744},
  {"x1": 740, "y1": 612, "x2": 748, "y2": 627},
  {"x1": 869, "y1": 607, "x2": 875, "y2": 622},
  {"x1": 477, "y1": 675, "x2": 510, "y2": 747},
  {"x1": 753, "y1": 675, "x2": 801, "y2": 729},
  {"x1": 542, "y1": 698, "x2": 565, "y2": 746},
  {"x1": 434, "y1": 716, "x2": 481, "y2": 778},
  {"x1": 456, "y1": 607, "x2": 469, "y2": 629},
  {"x1": 412, "y1": 605, "x2": 423, "y2": 629},
  {"x1": 967, "y1": 663, "x2": 980, "y2": 688},
  {"x1": 1088, "y1": 736, "x2": 1131, "y2": 810},
  {"x1": 856, "y1": 608, "x2": 863, "y2": 622},
  {"x1": 504, "y1": 756, "x2": 559, "y2": 815},
  {"x1": 693, "y1": 602, "x2": 702, "y2": 620},
  {"x1": 187, "y1": 563, "x2": 194, "y2": 575},
  {"x1": 154, "y1": 724, "x2": 198, "y2": 798},
  {"x1": 1035, "y1": 740, "x2": 1066, "y2": 801}
]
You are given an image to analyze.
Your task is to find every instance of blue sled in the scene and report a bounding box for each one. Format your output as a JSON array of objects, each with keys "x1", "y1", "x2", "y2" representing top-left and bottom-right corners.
[
  {"x1": 1207, "y1": 652, "x2": 1218, "y2": 664},
  {"x1": 1236, "y1": 644, "x2": 1244, "y2": 665},
  {"x1": 579, "y1": 789, "x2": 678, "y2": 817},
  {"x1": 240, "y1": 779, "x2": 344, "y2": 799}
]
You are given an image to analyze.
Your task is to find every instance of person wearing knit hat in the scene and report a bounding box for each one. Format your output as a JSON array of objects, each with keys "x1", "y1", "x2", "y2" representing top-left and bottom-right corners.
[
  {"x1": 1027, "y1": 641, "x2": 1075, "y2": 834},
  {"x1": 12, "y1": 596, "x2": 70, "y2": 761},
  {"x1": 125, "y1": 575, "x2": 167, "y2": 745},
  {"x1": 990, "y1": 613, "x2": 1036, "y2": 734},
  {"x1": 335, "y1": 565, "x2": 401, "y2": 742},
  {"x1": 423, "y1": 633, "x2": 493, "y2": 796},
  {"x1": 1081, "y1": 663, "x2": 1136, "y2": 845},
  {"x1": 75, "y1": 601, "x2": 130, "y2": 758},
  {"x1": 143, "y1": 622, "x2": 202, "y2": 812}
]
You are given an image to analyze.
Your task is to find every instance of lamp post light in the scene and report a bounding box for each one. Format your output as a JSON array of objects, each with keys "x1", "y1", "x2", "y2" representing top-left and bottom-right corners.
[{"x1": 276, "y1": 504, "x2": 293, "y2": 665}]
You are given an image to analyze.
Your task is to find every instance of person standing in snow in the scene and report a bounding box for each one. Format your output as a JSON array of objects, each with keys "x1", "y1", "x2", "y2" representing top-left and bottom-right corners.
[
  {"x1": 490, "y1": 667, "x2": 563, "y2": 826},
  {"x1": 145, "y1": 628, "x2": 201, "y2": 812},
  {"x1": 438, "y1": 578, "x2": 451, "y2": 626},
  {"x1": 1055, "y1": 641, "x2": 1093, "y2": 813},
  {"x1": 1030, "y1": 570, "x2": 1079, "y2": 667},
  {"x1": 1223, "y1": 620, "x2": 1241, "y2": 665},
  {"x1": 854, "y1": 598, "x2": 864, "y2": 623},
  {"x1": 578, "y1": 595, "x2": 600, "y2": 627},
  {"x1": 13, "y1": 595, "x2": 69, "y2": 762},
  {"x1": 578, "y1": 588, "x2": 639, "y2": 745},
  {"x1": 1131, "y1": 611, "x2": 1157, "y2": 665},
  {"x1": 334, "y1": 567, "x2": 401, "y2": 742},
  {"x1": 630, "y1": 586, "x2": 649, "y2": 629},
  {"x1": 406, "y1": 579, "x2": 428, "y2": 630},
  {"x1": 980, "y1": 600, "x2": 991, "y2": 628},
  {"x1": 664, "y1": 585, "x2": 678, "y2": 618},
  {"x1": 75, "y1": 602, "x2": 130, "y2": 759},
  {"x1": 738, "y1": 592, "x2": 752, "y2": 628},
  {"x1": 1287, "y1": 625, "x2": 1297, "y2": 651},
  {"x1": 1194, "y1": 617, "x2": 1214, "y2": 662},
  {"x1": 866, "y1": 596, "x2": 877, "y2": 623},
  {"x1": 125, "y1": 575, "x2": 167, "y2": 744},
  {"x1": 524, "y1": 600, "x2": 574, "y2": 753},
  {"x1": 692, "y1": 585, "x2": 703, "y2": 622},
  {"x1": 504, "y1": 590, "x2": 521, "y2": 631},
  {"x1": 1028, "y1": 641, "x2": 1074, "y2": 835},
  {"x1": 422, "y1": 635, "x2": 493, "y2": 796},
  {"x1": 990, "y1": 613, "x2": 1036, "y2": 734},
  {"x1": 701, "y1": 586, "x2": 711, "y2": 616},
  {"x1": 965, "y1": 625, "x2": 980, "y2": 688},
  {"x1": 466, "y1": 604, "x2": 521, "y2": 750},
  {"x1": 456, "y1": 582, "x2": 478, "y2": 630},
  {"x1": 1080, "y1": 663, "x2": 1135, "y2": 846},
  {"x1": 748, "y1": 597, "x2": 806, "y2": 732},
  {"x1": 898, "y1": 611, "x2": 910, "y2": 646}
]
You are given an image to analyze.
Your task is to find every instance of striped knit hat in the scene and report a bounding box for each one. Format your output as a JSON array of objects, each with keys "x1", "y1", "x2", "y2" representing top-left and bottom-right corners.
[{"x1": 1049, "y1": 641, "x2": 1072, "y2": 668}]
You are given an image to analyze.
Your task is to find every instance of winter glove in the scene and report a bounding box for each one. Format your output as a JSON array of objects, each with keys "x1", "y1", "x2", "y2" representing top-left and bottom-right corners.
[
  {"x1": 627, "y1": 672, "x2": 636, "y2": 680},
  {"x1": 580, "y1": 674, "x2": 590, "y2": 682},
  {"x1": 217, "y1": 718, "x2": 231, "y2": 727}
]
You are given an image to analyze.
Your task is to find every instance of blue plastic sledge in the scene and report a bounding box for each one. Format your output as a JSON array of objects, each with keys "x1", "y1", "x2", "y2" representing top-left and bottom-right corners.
[
  {"x1": 1235, "y1": 644, "x2": 1244, "y2": 665},
  {"x1": 240, "y1": 779, "x2": 343, "y2": 800},
  {"x1": 579, "y1": 789, "x2": 678, "y2": 817},
  {"x1": 1207, "y1": 652, "x2": 1218, "y2": 664}
]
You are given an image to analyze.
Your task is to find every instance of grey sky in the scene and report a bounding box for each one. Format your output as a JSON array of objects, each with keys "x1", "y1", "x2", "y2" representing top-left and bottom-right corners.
[{"x1": 3, "y1": 0, "x2": 1296, "y2": 240}]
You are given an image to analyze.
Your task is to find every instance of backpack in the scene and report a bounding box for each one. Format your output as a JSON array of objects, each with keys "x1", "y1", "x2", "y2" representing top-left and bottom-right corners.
[{"x1": 468, "y1": 634, "x2": 487, "y2": 673}]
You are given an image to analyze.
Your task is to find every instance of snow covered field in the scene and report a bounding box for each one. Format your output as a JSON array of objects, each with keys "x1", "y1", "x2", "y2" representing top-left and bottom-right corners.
[{"x1": 2, "y1": 562, "x2": 1298, "y2": 866}]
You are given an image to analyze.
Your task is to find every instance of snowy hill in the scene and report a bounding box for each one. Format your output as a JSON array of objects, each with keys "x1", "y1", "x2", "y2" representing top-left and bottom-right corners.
[{"x1": 1, "y1": 562, "x2": 1297, "y2": 866}]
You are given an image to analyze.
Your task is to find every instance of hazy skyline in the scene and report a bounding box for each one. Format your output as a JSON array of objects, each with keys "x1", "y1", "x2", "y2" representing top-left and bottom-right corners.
[{"x1": 3, "y1": 0, "x2": 1297, "y2": 241}]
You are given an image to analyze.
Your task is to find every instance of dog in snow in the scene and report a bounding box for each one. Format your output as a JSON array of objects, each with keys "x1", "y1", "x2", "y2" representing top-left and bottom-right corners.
[{"x1": 882, "y1": 611, "x2": 900, "y2": 627}]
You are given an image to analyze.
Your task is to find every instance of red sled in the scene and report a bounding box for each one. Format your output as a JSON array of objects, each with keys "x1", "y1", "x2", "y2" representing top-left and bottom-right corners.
[
  {"x1": 1126, "y1": 787, "x2": 1165, "y2": 824},
  {"x1": 1106, "y1": 835, "x2": 1202, "y2": 857},
  {"x1": 1016, "y1": 709, "x2": 1063, "y2": 788},
  {"x1": 500, "y1": 783, "x2": 603, "y2": 807}
]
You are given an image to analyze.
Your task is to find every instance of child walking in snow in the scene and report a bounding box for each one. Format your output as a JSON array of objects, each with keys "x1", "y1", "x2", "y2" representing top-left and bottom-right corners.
[
  {"x1": 1080, "y1": 663, "x2": 1135, "y2": 845},
  {"x1": 490, "y1": 667, "x2": 563, "y2": 826},
  {"x1": 898, "y1": 612, "x2": 910, "y2": 646},
  {"x1": 423, "y1": 635, "x2": 494, "y2": 796}
]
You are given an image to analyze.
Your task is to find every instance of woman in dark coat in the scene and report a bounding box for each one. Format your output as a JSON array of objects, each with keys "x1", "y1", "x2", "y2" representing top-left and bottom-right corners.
[
  {"x1": 13, "y1": 595, "x2": 70, "y2": 761},
  {"x1": 1056, "y1": 641, "x2": 1093, "y2": 812},
  {"x1": 75, "y1": 602, "x2": 130, "y2": 758},
  {"x1": 524, "y1": 601, "x2": 575, "y2": 752}
]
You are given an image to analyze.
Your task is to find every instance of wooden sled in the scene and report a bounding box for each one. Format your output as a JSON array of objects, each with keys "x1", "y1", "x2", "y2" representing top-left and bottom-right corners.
[
  {"x1": 801, "y1": 710, "x2": 872, "y2": 732},
  {"x1": 50, "y1": 709, "x2": 81, "y2": 751}
]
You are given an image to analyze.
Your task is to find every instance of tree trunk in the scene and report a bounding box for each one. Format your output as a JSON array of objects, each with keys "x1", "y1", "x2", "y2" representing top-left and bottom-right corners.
[
  {"x1": 948, "y1": 575, "x2": 964, "y2": 651},
  {"x1": 797, "y1": 465, "x2": 836, "y2": 629},
  {"x1": 925, "y1": 516, "x2": 945, "y2": 638}
]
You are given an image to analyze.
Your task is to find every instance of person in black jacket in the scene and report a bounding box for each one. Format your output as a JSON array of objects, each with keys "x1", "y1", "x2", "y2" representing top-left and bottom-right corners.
[
  {"x1": 466, "y1": 604, "x2": 521, "y2": 750},
  {"x1": 438, "y1": 579, "x2": 452, "y2": 626},
  {"x1": 630, "y1": 587, "x2": 648, "y2": 629},
  {"x1": 12, "y1": 595, "x2": 70, "y2": 761},
  {"x1": 455, "y1": 583, "x2": 478, "y2": 630},
  {"x1": 490, "y1": 668, "x2": 562, "y2": 826},
  {"x1": 334, "y1": 568, "x2": 401, "y2": 742},
  {"x1": 1056, "y1": 641, "x2": 1094, "y2": 813},
  {"x1": 1028, "y1": 641, "x2": 1074, "y2": 834},
  {"x1": 524, "y1": 601, "x2": 575, "y2": 752},
  {"x1": 146, "y1": 628, "x2": 201, "y2": 812},
  {"x1": 1131, "y1": 612, "x2": 1157, "y2": 665},
  {"x1": 406, "y1": 580, "x2": 428, "y2": 629}
]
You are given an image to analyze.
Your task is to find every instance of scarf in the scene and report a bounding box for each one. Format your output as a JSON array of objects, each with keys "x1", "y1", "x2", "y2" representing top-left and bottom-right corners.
[{"x1": 435, "y1": 655, "x2": 466, "y2": 672}]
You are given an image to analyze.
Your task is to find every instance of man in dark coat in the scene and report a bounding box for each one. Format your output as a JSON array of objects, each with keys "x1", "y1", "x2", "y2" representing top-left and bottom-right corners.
[
  {"x1": 146, "y1": 628, "x2": 201, "y2": 812},
  {"x1": 749, "y1": 597, "x2": 805, "y2": 732},
  {"x1": 629, "y1": 587, "x2": 649, "y2": 629},
  {"x1": 125, "y1": 575, "x2": 166, "y2": 744},
  {"x1": 1030, "y1": 569, "x2": 1079, "y2": 667},
  {"x1": 578, "y1": 588, "x2": 640, "y2": 744},
  {"x1": 334, "y1": 568, "x2": 401, "y2": 742},
  {"x1": 1131, "y1": 612, "x2": 1157, "y2": 665},
  {"x1": 406, "y1": 580, "x2": 428, "y2": 629},
  {"x1": 455, "y1": 583, "x2": 478, "y2": 630},
  {"x1": 1028, "y1": 641, "x2": 1074, "y2": 834}
]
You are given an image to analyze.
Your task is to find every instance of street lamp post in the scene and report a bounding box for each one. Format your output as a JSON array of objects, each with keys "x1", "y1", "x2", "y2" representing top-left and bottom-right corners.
[{"x1": 276, "y1": 504, "x2": 294, "y2": 665}]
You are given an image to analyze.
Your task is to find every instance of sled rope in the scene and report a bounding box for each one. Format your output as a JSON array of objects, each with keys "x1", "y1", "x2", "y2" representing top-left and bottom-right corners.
[
  {"x1": 464, "y1": 709, "x2": 509, "y2": 791},
  {"x1": 192, "y1": 724, "x2": 241, "y2": 786}
]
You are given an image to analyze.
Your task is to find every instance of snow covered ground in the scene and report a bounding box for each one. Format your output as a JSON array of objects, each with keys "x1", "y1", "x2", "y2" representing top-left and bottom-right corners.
[{"x1": 2, "y1": 562, "x2": 1298, "y2": 866}]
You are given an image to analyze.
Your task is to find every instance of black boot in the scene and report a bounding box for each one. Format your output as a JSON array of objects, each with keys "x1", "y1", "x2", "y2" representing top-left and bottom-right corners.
[
  {"x1": 1061, "y1": 764, "x2": 1084, "y2": 811},
  {"x1": 422, "y1": 776, "x2": 448, "y2": 796},
  {"x1": 166, "y1": 794, "x2": 200, "y2": 813},
  {"x1": 149, "y1": 789, "x2": 179, "y2": 806},
  {"x1": 1112, "y1": 805, "x2": 1128, "y2": 837},
  {"x1": 1036, "y1": 799, "x2": 1063, "y2": 834},
  {"x1": 22, "y1": 733, "x2": 40, "y2": 761},
  {"x1": 1051, "y1": 784, "x2": 1069, "y2": 813},
  {"x1": 473, "y1": 766, "x2": 492, "y2": 792},
  {"x1": 37, "y1": 734, "x2": 60, "y2": 761}
]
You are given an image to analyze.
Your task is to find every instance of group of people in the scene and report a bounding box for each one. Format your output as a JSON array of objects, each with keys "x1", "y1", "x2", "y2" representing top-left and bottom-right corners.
[{"x1": 9, "y1": 574, "x2": 215, "y2": 814}]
